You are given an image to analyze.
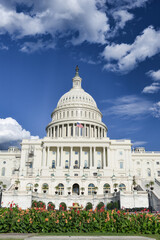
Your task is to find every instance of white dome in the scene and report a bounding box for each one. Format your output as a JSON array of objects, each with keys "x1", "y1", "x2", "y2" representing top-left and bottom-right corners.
[{"x1": 57, "y1": 88, "x2": 97, "y2": 109}]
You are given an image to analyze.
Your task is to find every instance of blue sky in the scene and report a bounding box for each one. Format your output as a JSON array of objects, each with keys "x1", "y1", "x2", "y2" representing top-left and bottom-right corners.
[{"x1": 0, "y1": 0, "x2": 160, "y2": 150}]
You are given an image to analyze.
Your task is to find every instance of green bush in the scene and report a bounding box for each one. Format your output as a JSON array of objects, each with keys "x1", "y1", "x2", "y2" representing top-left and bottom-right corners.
[
  {"x1": 59, "y1": 202, "x2": 67, "y2": 211},
  {"x1": 107, "y1": 201, "x2": 119, "y2": 210},
  {"x1": 47, "y1": 202, "x2": 55, "y2": 211},
  {"x1": 0, "y1": 205, "x2": 159, "y2": 234},
  {"x1": 32, "y1": 200, "x2": 46, "y2": 208},
  {"x1": 85, "y1": 202, "x2": 93, "y2": 211},
  {"x1": 97, "y1": 202, "x2": 104, "y2": 210}
]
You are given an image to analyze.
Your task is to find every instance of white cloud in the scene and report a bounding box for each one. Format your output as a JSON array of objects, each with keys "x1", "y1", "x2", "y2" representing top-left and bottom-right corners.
[
  {"x1": 142, "y1": 69, "x2": 160, "y2": 94},
  {"x1": 0, "y1": 117, "x2": 39, "y2": 145},
  {"x1": 132, "y1": 141, "x2": 147, "y2": 147},
  {"x1": 142, "y1": 82, "x2": 160, "y2": 94},
  {"x1": 113, "y1": 10, "x2": 134, "y2": 29},
  {"x1": 103, "y1": 95, "x2": 160, "y2": 119},
  {"x1": 20, "y1": 40, "x2": 55, "y2": 53},
  {"x1": 151, "y1": 102, "x2": 160, "y2": 118},
  {"x1": 102, "y1": 95, "x2": 152, "y2": 118},
  {"x1": 0, "y1": 0, "x2": 152, "y2": 52},
  {"x1": 102, "y1": 26, "x2": 160, "y2": 73},
  {"x1": 0, "y1": 0, "x2": 109, "y2": 46},
  {"x1": 107, "y1": 0, "x2": 149, "y2": 9},
  {"x1": 147, "y1": 69, "x2": 160, "y2": 81}
]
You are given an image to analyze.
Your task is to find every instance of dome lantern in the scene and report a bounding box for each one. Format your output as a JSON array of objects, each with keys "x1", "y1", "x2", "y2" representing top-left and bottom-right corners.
[{"x1": 72, "y1": 65, "x2": 82, "y2": 89}]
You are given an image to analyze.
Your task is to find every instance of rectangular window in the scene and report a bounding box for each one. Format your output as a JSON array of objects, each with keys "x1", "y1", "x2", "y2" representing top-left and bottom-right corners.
[
  {"x1": 52, "y1": 160, "x2": 55, "y2": 169},
  {"x1": 120, "y1": 162, "x2": 124, "y2": 169},
  {"x1": 75, "y1": 151, "x2": 78, "y2": 155}
]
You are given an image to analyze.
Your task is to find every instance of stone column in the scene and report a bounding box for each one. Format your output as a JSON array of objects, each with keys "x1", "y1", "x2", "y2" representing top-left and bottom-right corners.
[
  {"x1": 56, "y1": 147, "x2": 59, "y2": 167},
  {"x1": 93, "y1": 147, "x2": 95, "y2": 168},
  {"x1": 60, "y1": 147, "x2": 63, "y2": 168},
  {"x1": 47, "y1": 146, "x2": 50, "y2": 167},
  {"x1": 80, "y1": 147, "x2": 83, "y2": 168},
  {"x1": 73, "y1": 124, "x2": 75, "y2": 137},
  {"x1": 70, "y1": 147, "x2": 73, "y2": 168},
  {"x1": 42, "y1": 147, "x2": 46, "y2": 167},
  {"x1": 89, "y1": 125, "x2": 91, "y2": 138},
  {"x1": 89, "y1": 147, "x2": 92, "y2": 168},
  {"x1": 103, "y1": 147, "x2": 105, "y2": 169}
]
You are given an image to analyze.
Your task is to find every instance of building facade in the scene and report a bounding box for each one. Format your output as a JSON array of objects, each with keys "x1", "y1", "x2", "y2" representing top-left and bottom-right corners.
[{"x1": 1, "y1": 67, "x2": 160, "y2": 209}]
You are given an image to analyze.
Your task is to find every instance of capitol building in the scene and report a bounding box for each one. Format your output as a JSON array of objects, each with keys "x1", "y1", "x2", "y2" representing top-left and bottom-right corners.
[{"x1": 1, "y1": 67, "x2": 160, "y2": 210}]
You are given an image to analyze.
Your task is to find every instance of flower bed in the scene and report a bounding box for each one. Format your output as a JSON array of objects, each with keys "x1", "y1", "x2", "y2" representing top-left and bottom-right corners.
[{"x1": 0, "y1": 205, "x2": 160, "y2": 234}]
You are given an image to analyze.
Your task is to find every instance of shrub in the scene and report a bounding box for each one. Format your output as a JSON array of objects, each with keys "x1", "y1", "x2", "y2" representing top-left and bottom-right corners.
[
  {"x1": 32, "y1": 200, "x2": 46, "y2": 208},
  {"x1": 0, "y1": 206, "x2": 159, "y2": 234},
  {"x1": 97, "y1": 202, "x2": 104, "y2": 210},
  {"x1": 85, "y1": 202, "x2": 93, "y2": 211},
  {"x1": 59, "y1": 202, "x2": 67, "y2": 211},
  {"x1": 107, "y1": 201, "x2": 119, "y2": 210},
  {"x1": 47, "y1": 202, "x2": 55, "y2": 211}
]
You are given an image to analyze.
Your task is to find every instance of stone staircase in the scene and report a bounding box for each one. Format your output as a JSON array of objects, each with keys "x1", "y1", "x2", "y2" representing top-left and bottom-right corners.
[{"x1": 140, "y1": 179, "x2": 160, "y2": 212}]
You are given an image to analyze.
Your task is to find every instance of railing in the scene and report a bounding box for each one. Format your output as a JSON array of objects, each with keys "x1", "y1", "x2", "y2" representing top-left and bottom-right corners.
[{"x1": 155, "y1": 178, "x2": 160, "y2": 187}]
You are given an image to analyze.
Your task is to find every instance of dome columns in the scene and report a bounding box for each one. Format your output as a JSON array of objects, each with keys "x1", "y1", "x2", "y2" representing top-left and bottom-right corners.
[{"x1": 47, "y1": 123, "x2": 107, "y2": 139}]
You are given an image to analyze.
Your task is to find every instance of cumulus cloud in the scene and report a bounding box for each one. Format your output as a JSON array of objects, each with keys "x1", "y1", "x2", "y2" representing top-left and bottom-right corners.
[
  {"x1": 0, "y1": 117, "x2": 39, "y2": 147},
  {"x1": 142, "y1": 69, "x2": 160, "y2": 94},
  {"x1": 0, "y1": 0, "x2": 109, "y2": 46},
  {"x1": 102, "y1": 26, "x2": 160, "y2": 73},
  {"x1": 142, "y1": 82, "x2": 160, "y2": 94},
  {"x1": 0, "y1": 0, "x2": 152, "y2": 52},
  {"x1": 112, "y1": 10, "x2": 134, "y2": 29},
  {"x1": 147, "y1": 69, "x2": 160, "y2": 81}
]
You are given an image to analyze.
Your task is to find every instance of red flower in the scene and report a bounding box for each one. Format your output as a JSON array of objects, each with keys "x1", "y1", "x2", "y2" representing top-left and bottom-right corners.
[
  {"x1": 49, "y1": 204, "x2": 51, "y2": 207},
  {"x1": 10, "y1": 204, "x2": 12, "y2": 208},
  {"x1": 60, "y1": 204, "x2": 62, "y2": 208}
]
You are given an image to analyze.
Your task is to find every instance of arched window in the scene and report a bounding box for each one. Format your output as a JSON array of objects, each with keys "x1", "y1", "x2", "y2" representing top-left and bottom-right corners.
[
  {"x1": 65, "y1": 160, "x2": 69, "y2": 169},
  {"x1": 103, "y1": 183, "x2": 110, "y2": 193},
  {"x1": 147, "y1": 168, "x2": 151, "y2": 177},
  {"x1": 58, "y1": 183, "x2": 64, "y2": 195},
  {"x1": 52, "y1": 160, "x2": 55, "y2": 169},
  {"x1": 119, "y1": 183, "x2": 126, "y2": 191},
  {"x1": 1, "y1": 167, "x2": 5, "y2": 176},
  {"x1": 26, "y1": 183, "x2": 33, "y2": 191},
  {"x1": 88, "y1": 183, "x2": 95, "y2": 195}
]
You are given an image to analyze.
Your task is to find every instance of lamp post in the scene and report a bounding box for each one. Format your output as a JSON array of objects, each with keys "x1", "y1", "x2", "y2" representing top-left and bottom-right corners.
[
  {"x1": 0, "y1": 187, "x2": 2, "y2": 208},
  {"x1": 0, "y1": 184, "x2": 6, "y2": 208},
  {"x1": 150, "y1": 186, "x2": 154, "y2": 213},
  {"x1": 104, "y1": 190, "x2": 108, "y2": 209}
]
